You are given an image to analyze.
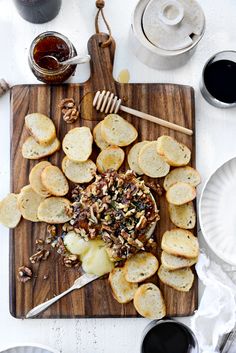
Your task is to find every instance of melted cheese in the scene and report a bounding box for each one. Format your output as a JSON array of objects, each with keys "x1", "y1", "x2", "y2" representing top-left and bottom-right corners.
[{"x1": 63, "y1": 232, "x2": 114, "y2": 276}]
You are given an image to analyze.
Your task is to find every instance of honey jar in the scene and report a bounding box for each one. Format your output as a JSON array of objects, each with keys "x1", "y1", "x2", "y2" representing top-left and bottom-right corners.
[{"x1": 28, "y1": 31, "x2": 77, "y2": 84}]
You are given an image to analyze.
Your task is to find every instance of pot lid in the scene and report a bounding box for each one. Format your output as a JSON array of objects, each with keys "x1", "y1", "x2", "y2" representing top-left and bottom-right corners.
[{"x1": 142, "y1": 0, "x2": 205, "y2": 51}]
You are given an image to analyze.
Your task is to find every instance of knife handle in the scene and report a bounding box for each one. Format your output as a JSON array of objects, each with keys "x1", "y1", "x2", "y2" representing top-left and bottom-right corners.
[
  {"x1": 26, "y1": 286, "x2": 74, "y2": 319},
  {"x1": 25, "y1": 273, "x2": 99, "y2": 319}
]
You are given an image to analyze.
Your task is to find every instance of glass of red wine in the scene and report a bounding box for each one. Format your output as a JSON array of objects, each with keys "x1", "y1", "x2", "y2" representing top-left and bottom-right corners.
[
  {"x1": 13, "y1": 0, "x2": 62, "y2": 24},
  {"x1": 200, "y1": 51, "x2": 236, "y2": 108},
  {"x1": 141, "y1": 318, "x2": 199, "y2": 353}
]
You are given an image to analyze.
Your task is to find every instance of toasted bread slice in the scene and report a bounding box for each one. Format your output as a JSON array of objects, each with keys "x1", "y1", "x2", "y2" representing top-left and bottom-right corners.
[
  {"x1": 166, "y1": 182, "x2": 196, "y2": 205},
  {"x1": 168, "y1": 202, "x2": 196, "y2": 229},
  {"x1": 0, "y1": 193, "x2": 21, "y2": 228},
  {"x1": 41, "y1": 165, "x2": 69, "y2": 196},
  {"x1": 93, "y1": 121, "x2": 110, "y2": 150},
  {"x1": 29, "y1": 161, "x2": 52, "y2": 197},
  {"x1": 37, "y1": 197, "x2": 72, "y2": 224},
  {"x1": 164, "y1": 166, "x2": 201, "y2": 191},
  {"x1": 101, "y1": 114, "x2": 138, "y2": 147},
  {"x1": 62, "y1": 127, "x2": 93, "y2": 162},
  {"x1": 156, "y1": 135, "x2": 191, "y2": 166},
  {"x1": 22, "y1": 136, "x2": 60, "y2": 160},
  {"x1": 161, "y1": 251, "x2": 198, "y2": 270},
  {"x1": 158, "y1": 265, "x2": 194, "y2": 292},
  {"x1": 133, "y1": 283, "x2": 166, "y2": 319},
  {"x1": 161, "y1": 229, "x2": 199, "y2": 258},
  {"x1": 109, "y1": 267, "x2": 138, "y2": 304},
  {"x1": 124, "y1": 252, "x2": 159, "y2": 283},
  {"x1": 25, "y1": 113, "x2": 56, "y2": 145},
  {"x1": 127, "y1": 141, "x2": 149, "y2": 175},
  {"x1": 62, "y1": 157, "x2": 96, "y2": 183},
  {"x1": 18, "y1": 185, "x2": 45, "y2": 222},
  {"x1": 96, "y1": 146, "x2": 125, "y2": 173},
  {"x1": 138, "y1": 141, "x2": 170, "y2": 178}
]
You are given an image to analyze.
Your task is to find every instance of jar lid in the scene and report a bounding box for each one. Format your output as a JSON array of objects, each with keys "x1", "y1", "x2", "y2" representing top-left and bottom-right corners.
[{"x1": 142, "y1": 0, "x2": 205, "y2": 51}]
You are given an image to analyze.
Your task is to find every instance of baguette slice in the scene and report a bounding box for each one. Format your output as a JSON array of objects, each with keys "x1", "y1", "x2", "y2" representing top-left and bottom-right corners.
[
  {"x1": 156, "y1": 135, "x2": 191, "y2": 166},
  {"x1": 127, "y1": 141, "x2": 149, "y2": 175},
  {"x1": 138, "y1": 141, "x2": 170, "y2": 178},
  {"x1": 109, "y1": 267, "x2": 138, "y2": 304},
  {"x1": 164, "y1": 166, "x2": 201, "y2": 191},
  {"x1": 0, "y1": 193, "x2": 21, "y2": 228},
  {"x1": 124, "y1": 252, "x2": 159, "y2": 283},
  {"x1": 161, "y1": 229, "x2": 199, "y2": 258},
  {"x1": 166, "y1": 182, "x2": 196, "y2": 205},
  {"x1": 29, "y1": 161, "x2": 52, "y2": 197},
  {"x1": 96, "y1": 146, "x2": 125, "y2": 173},
  {"x1": 22, "y1": 136, "x2": 60, "y2": 160},
  {"x1": 62, "y1": 157, "x2": 97, "y2": 183},
  {"x1": 41, "y1": 165, "x2": 69, "y2": 196},
  {"x1": 25, "y1": 113, "x2": 56, "y2": 145},
  {"x1": 161, "y1": 251, "x2": 198, "y2": 270},
  {"x1": 101, "y1": 114, "x2": 138, "y2": 147},
  {"x1": 18, "y1": 185, "x2": 45, "y2": 222},
  {"x1": 37, "y1": 197, "x2": 72, "y2": 224},
  {"x1": 133, "y1": 283, "x2": 166, "y2": 319},
  {"x1": 168, "y1": 202, "x2": 196, "y2": 229},
  {"x1": 93, "y1": 121, "x2": 110, "y2": 150},
  {"x1": 62, "y1": 127, "x2": 93, "y2": 162},
  {"x1": 158, "y1": 265, "x2": 194, "y2": 292}
]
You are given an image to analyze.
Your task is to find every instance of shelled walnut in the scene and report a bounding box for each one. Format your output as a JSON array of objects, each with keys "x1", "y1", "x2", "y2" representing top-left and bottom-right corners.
[
  {"x1": 18, "y1": 266, "x2": 32, "y2": 283},
  {"x1": 63, "y1": 254, "x2": 80, "y2": 268},
  {"x1": 29, "y1": 249, "x2": 50, "y2": 263},
  {"x1": 58, "y1": 98, "x2": 79, "y2": 123}
]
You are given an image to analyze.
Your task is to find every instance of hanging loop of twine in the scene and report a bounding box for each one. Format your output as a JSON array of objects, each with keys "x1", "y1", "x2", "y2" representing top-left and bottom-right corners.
[{"x1": 95, "y1": 0, "x2": 112, "y2": 47}]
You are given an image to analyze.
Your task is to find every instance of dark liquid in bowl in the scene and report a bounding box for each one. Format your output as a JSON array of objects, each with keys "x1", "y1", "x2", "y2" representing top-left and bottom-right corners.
[
  {"x1": 142, "y1": 322, "x2": 196, "y2": 353},
  {"x1": 13, "y1": 0, "x2": 61, "y2": 24},
  {"x1": 204, "y1": 59, "x2": 236, "y2": 103}
]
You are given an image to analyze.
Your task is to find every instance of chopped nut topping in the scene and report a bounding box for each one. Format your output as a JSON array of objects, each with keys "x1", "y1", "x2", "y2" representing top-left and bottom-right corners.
[
  {"x1": 29, "y1": 249, "x2": 50, "y2": 264},
  {"x1": 62, "y1": 223, "x2": 74, "y2": 232},
  {"x1": 46, "y1": 225, "x2": 57, "y2": 244},
  {"x1": 18, "y1": 266, "x2": 32, "y2": 283},
  {"x1": 70, "y1": 170, "x2": 160, "y2": 260},
  {"x1": 63, "y1": 254, "x2": 80, "y2": 268},
  {"x1": 47, "y1": 224, "x2": 57, "y2": 237},
  {"x1": 35, "y1": 238, "x2": 44, "y2": 245},
  {"x1": 59, "y1": 98, "x2": 79, "y2": 123},
  {"x1": 145, "y1": 181, "x2": 163, "y2": 196},
  {"x1": 65, "y1": 204, "x2": 73, "y2": 218}
]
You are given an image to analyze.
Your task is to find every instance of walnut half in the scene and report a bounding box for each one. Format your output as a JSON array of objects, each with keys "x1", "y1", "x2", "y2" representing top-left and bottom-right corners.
[
  {"x1": 59, "y1": 98, "x2": 79, "y2": 123},
  {"x1": 18, "y1": 266, "x2": 32, "y2": 283}
]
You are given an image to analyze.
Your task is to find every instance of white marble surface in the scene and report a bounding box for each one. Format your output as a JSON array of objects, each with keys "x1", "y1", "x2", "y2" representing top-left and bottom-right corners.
[{"x1": 1, "y1": 0, "x2": 236, "y2": 352}]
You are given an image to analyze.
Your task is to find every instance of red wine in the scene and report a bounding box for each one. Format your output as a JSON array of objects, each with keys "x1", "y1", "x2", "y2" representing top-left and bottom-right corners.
[
  {"x1": 204, "y1": 60, "x2": 236, "y2": 104},
  {"x1": 142, "y1": 322, "x2": 197, "y2": 353},
  {"x1": 13, "y1": 0, "x2": 61, "y2": 24}
]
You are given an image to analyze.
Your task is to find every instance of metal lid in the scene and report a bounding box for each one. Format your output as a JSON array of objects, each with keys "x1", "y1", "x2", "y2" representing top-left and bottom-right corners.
[{"x1": 142, "y1": 0, "x2": 205, "y2": 51}]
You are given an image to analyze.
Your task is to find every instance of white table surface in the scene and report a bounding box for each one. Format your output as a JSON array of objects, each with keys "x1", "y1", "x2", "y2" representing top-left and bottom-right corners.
[{"x1": 1, "y1": 0, "x2": 236, "y2": 352}]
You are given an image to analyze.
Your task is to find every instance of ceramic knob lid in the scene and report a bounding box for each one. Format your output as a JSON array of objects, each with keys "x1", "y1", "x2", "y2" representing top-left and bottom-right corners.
[{"x1": 142, "y1": 0, "x2": 205, "y2": 51}]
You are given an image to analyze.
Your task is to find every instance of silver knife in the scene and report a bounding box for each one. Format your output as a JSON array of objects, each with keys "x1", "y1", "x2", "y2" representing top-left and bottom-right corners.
[{"x1": 26, "y1": 273, "x2": 100, "y2": 318}]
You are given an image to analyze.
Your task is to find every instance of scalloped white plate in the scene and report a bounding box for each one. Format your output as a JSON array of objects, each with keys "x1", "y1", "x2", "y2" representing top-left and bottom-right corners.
[
  {"x1": 199, "y1": 157, "x2": 236, "y2": 266},
  {"x1": 0, "y1": 345, "x2": 59, "y2": 353}
]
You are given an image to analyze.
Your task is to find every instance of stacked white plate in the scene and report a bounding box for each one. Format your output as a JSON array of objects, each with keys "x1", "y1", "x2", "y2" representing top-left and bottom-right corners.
[
  {"x1": 0, "y1": 346, "x2": 59, "y2": 353},
  {"x1": 199, "y1": 157, "x2": 236, "y2": 266}
]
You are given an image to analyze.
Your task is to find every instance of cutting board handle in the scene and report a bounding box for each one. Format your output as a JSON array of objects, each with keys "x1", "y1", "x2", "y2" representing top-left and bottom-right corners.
[{"x1": 87, "y1": 33, "x2": 116, "y2": 90}]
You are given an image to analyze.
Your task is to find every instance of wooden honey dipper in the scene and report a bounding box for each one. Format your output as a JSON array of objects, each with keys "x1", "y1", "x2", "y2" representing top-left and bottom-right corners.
[{"x1": 93, "y1": 90, "x2": 193, "y2": 136}]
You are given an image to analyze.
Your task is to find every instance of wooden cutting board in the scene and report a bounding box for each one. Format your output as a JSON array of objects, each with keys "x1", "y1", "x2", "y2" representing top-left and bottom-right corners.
[{"x1": 10, "y1": 33, "x2": 197, "y2": 318}]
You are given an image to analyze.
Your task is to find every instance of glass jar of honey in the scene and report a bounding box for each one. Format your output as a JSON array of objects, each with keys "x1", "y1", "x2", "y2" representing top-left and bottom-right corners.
[{"x1": 28, "y1": 31, "x2": 77, "y2": 84}]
